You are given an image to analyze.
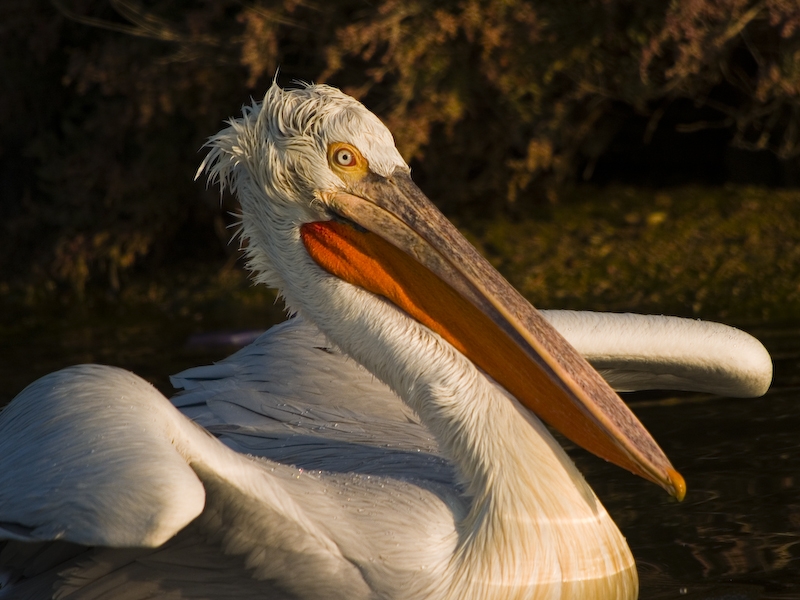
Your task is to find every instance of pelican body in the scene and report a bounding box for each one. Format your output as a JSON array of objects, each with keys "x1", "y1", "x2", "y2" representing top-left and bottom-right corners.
[{"x1": 0, "y1": 84, "x2": 772, "y2": 599}]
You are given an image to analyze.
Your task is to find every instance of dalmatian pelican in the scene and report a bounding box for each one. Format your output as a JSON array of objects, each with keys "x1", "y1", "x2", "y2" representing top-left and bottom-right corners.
[{"x1": 0, "y1": 83, "x2": 772, "y2": 599}]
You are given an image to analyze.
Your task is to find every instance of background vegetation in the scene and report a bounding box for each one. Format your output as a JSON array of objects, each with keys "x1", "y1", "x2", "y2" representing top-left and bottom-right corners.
[{"x1": 2, "y1": 0, "x2": 800, "y2": 322}]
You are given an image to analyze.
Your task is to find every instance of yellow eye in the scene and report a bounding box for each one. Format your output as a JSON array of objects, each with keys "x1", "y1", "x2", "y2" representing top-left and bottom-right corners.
[
  {"x1": 334, "y1": 147, "x2": 357, "y2": 167},
  {"x1": 327, "y1": 142, "x2": 368, "y2": 182}
]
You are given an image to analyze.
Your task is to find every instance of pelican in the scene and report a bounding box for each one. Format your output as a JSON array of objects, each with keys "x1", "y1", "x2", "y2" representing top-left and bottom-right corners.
[{"x1": 0, "y1": 83, "x2": 772, "y2": 599}]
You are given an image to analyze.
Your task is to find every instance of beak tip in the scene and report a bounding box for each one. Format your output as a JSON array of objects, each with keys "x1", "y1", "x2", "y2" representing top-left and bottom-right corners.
[{"x1": 668, "y1": 468, "x2": 687, "y2": 501}]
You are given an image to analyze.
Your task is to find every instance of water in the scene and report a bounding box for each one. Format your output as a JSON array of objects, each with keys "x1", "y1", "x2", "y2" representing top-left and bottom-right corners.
[
  {"x1": 1, "y1": 311, "x2": 798, "y2": 599},
  {"x1": 582, "y1": 325, "x2": 800, "y2": 599}
]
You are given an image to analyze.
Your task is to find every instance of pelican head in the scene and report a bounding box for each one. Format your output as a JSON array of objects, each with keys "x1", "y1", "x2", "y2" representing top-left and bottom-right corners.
[{"x1": 202, "y1": 84, "x2": 406, "y2": 291}]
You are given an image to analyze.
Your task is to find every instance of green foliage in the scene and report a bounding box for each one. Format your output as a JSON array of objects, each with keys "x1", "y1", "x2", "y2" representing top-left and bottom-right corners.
[
  {"x1": 1, "y1": 0, "x2": 799, "y2": 300},
  {"x1": 467, "y1": 185, "x2": 800, "y2": 321}
]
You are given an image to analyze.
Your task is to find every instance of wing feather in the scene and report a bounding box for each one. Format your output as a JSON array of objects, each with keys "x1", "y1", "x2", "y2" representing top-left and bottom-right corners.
[
  {"x1": 543, "y1": 310, "x2": 773, "y2": 396},
  {"x1": 171, "y1": 318, "x2": 443, "y2": 460},
  {"x1": 0, "y1": 362, "x2": 454, "y2": 599},
  {"x1": 0, "y1": 366, "x2": 205, "y2": 548}
]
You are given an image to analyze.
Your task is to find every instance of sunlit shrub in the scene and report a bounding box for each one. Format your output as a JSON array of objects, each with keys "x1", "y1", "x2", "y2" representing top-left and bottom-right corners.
[{"x1": 1, "y1": 0, "x2": 798, "y2": 297}]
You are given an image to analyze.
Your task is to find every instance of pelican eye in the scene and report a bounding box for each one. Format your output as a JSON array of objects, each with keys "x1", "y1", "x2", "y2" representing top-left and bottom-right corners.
[
  {"x1": 335, "y1": 148, "x2": 356, "y2": 167},
  {"x1": 328, "y1": 142, "x2": 369, "y2": 182}
]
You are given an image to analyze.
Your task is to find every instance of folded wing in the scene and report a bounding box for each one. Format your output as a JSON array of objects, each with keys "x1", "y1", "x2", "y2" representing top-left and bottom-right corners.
[{"x1": 543, "y1": 310, "x2": 772, "y2": 396}]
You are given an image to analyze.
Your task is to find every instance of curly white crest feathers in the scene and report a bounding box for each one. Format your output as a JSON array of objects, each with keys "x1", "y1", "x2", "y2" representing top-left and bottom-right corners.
[{"x1": 196, "y1": 82, "x2": 407, "y2": 293}]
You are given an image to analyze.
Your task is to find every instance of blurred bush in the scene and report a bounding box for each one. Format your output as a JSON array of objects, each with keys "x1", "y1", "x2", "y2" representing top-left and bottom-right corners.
[
  {"x1": 466, "y1": 185, "x2": 800, "y2": 322},
  {"x1": 1, "y1": 0, "x2": 799, "y2": 298}
]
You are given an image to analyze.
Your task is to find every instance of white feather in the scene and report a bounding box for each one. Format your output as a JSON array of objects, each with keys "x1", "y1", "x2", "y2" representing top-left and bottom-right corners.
[{"x1": 543, "y1": 310, "x2": 772, "y2": 396}]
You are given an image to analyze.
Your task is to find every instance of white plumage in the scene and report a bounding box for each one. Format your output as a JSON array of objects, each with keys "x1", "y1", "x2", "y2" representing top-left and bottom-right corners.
[{"x1": 0, "y1": 83, "x2": 771, "y2": 599}]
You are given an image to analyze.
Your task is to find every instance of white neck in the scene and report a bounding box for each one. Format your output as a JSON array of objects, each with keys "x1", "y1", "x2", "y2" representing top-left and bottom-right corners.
[{"x1": 271, "y1": 241, "x2": 637, "y2": 599}]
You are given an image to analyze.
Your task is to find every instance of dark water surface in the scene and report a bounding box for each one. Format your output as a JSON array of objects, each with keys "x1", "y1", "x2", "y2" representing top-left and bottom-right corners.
[
  {"x1": 584, "y1": 325, "x2": 800, "y2": 599},
  {"x1": 1, "y1": 310, "x2": 798, "y2": 599}
]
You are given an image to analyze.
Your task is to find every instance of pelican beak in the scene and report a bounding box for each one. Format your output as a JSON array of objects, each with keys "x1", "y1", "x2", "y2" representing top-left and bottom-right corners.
[{"x1": 302, "y1": 168, "x2": 685, "y2": 500}]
